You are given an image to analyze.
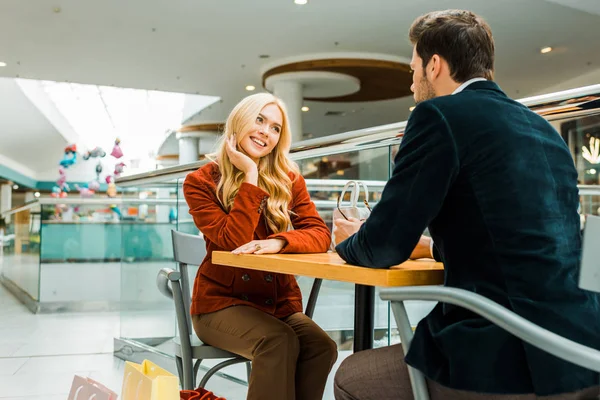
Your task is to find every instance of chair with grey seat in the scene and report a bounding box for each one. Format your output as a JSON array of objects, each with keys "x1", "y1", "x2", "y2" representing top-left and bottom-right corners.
[
  {"x1": 379, "y1": 215, "x2": 600, "y2": 400},
  {"x1": 157, "y1": 229, "x2": 325, "y2": 390}
]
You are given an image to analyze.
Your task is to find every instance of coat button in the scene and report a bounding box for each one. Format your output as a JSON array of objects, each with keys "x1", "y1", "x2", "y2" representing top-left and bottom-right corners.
[
  {"x1": 264, "y1": 274, "x2": 273, "y2": 283},
  {"x1": 265, "y1": 298, "x2": 274, "y2": 305},
  {"x1": 241, "y1": 295, "x2": 249, "y2": 301},
  {"x1": 242, "y1": 274, "x2": 250, "y2": 282}
]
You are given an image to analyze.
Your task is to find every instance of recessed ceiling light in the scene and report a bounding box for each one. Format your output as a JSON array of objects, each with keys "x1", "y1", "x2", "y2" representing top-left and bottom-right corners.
[
  {"x1": 34, "y1": 192, "x2": 41, "y2": 198},
  {"x1": 540, "y1": 47, "x2": 553, "y2": 54},
  {"x1": 12, "y1": 184, "x2": 18, "y2": 190},
  {"x1": 294, "y1": 0, "x2": 308, "y2": 4},
  {"x1": 301, "y1": 106, "x2": 310, "y2": 112},
  {"x1": 0, "y1": 62, "x2": 7, "y2": 67},
  {"x1": 409, "y1": 106, "x2": 416, "y2": 111},
  {"x1": 245, "y1": 85, "x2": 255, "y2": 91}
]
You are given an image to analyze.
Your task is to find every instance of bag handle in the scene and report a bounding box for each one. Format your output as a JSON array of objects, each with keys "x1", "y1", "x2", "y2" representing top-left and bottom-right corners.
[
  {"x1": 72, "y1": 386, "x2": 98, "y2": 400},
  {"x1": 122, "y1": 372, "x2": 143, "y2": 400},
  {"x1": 338, "y1": 180, "x2": 369, "y2": 207},
  {"x1": 337, "y1": 180, "x2": 371, "y2": 220}
]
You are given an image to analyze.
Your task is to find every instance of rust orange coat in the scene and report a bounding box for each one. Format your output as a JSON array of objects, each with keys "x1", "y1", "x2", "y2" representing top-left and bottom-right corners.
[{"x1": 183, "y1": 162, "x2": 331, "y2": 318}]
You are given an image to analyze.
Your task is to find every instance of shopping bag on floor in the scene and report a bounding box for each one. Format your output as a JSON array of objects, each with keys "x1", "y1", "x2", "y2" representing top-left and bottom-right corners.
[
  {"x1": 181, "y1": 388, "x2": 227, "y2": 400},
  {"x1": 68, "y1": 375, "x2": 118, "y2": 400},
  {"x1": 121, "y1": 359, "x2": 179, "y2": 400}
]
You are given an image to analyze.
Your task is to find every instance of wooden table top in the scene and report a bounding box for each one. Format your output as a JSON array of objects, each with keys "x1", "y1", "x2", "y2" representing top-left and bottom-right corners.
[{"x1": 212, "y1": 251, "x2": 444, "y2": 287}]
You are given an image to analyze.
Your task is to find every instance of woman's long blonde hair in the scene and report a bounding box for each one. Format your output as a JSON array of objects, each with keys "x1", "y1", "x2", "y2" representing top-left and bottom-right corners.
[{"x1": 211, "y1": 93, "x2": 299, "y2": 234}]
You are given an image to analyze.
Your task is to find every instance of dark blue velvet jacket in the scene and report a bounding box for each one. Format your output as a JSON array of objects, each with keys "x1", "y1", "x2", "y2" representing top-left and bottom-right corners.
[{"x1": 336, "y1": 81, "x2": 600, "y2": 395}]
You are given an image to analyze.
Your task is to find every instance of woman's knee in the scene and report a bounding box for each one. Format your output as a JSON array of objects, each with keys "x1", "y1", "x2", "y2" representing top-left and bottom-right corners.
[
  {"x1": 322, "y1": 335, "x2": 339, "y2": 366},
  {"x1": 255, "y1": 323, "x2": 300, "y2": 358}
]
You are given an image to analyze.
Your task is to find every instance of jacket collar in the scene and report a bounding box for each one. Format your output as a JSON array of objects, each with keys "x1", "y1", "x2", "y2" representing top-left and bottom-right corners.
[{"x1": 461, "y1": 80, "x2": 506, "y2": 96}]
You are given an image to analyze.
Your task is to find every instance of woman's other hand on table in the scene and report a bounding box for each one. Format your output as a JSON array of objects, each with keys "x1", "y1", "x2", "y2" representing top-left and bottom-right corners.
[{"x1": 232, "y1": 239, "x2": 286, "y2": 255}]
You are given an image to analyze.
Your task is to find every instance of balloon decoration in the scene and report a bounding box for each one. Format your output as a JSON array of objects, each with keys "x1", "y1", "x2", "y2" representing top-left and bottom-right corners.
[
  {"x1": 50, "y1": 186, "x2": 68, "y2": 198},
  {"x1": 53, "y1": 144, "x2": 77, "y2": 198},
  {"x1": 56, "y1": 167, "x2": 70, "y2": 193},
  {"x1": 74, "y1": 184, "x2": 95, "y2": 198},
  {"x1": 87, "y1": 180, "x2": 100, "y2": 191},
  {"x1": 111, "y1": 138, "x2": 123, "y2": 159},
  {"x1": 113, "y1": 162, "x2": 126, "y2": 177},
  {"x1": 82, "y1": 146, "x2": 106, "y2": 161},
  {"x1": 48, "y1": 139, "x2": 128, "y2": 222},
  {"x1": 59, "y1": 144, "x2": 77, "y2": 168},
  {"x1": 51, "y1": 138, "x2": 126, "y2": 223},
  {"x1": 107, "y1": 181, "x2": 122, "y2": 218}
]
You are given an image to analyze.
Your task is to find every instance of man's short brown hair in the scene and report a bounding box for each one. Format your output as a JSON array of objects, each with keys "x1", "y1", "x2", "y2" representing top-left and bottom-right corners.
[{"x1": 409, "y1": 9, "x2": 495, "y2": 82}]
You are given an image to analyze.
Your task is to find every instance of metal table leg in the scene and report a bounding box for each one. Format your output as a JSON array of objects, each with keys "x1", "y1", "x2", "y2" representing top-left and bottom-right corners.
[{"x1": 354, "y1": 284, "x2": 375, "y2": 352}]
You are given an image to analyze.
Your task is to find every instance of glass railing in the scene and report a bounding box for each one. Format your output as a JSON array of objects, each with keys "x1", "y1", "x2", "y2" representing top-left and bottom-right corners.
[
  {"x1": 0, "y1": 197, "x2": 179, "y2": 313},
  {"x1": 118, "y1": 180, "x2": 181, "y2": 347}
]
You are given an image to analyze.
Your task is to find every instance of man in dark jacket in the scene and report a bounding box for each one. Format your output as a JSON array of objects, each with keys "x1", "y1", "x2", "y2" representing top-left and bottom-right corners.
[{"x1": 333, "y1": 9, "x2": 600, "y2": 400}]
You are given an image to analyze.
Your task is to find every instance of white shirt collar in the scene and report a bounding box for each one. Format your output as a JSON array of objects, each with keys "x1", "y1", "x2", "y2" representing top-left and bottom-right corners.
[{"x1": 452, "y1": 77, "x2": 487, "y2": 95}]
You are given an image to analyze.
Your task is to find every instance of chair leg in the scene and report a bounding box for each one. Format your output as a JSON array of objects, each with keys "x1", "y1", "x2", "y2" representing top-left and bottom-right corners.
[
  {"x1": 198, "y1": 358, "x2": 248, "y2": 389},
  {"x1": 193, "y1": 359, "x2": 203, "y2": 389},
  {"x1": 245, "y1": 361, "x2": 252, "y2": 383},
  {"x1": 391, "y1": 301, "x2": 430, "y2": 400},
  {"x1": 181, "y1": 353, "x2": 194, "y2": 390},
  {"x1": 175, "y1": 356, "x2": 184, "y2": 388}
]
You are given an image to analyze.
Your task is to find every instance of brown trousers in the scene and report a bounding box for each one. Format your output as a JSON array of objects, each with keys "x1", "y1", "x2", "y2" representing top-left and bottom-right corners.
[
  {"x1": 192, "y1": 306, "x2": 338, "y2": 400},
  {"x1": 334, "y1": 344, "x2": 599, "y2": 400}
]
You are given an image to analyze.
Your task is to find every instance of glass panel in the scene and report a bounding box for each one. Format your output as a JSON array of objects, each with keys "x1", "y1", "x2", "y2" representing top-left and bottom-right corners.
[
  {"x1": 296, "y1": 146, "x2": 393, "y2": 349},
  {"x1": 0, "y1": 206, "x2": 41, "y2": 301},
  {"x1": 558, "y1": 113, "x2": 600, "y2": 218},
  {"x1": 119, "y1": 182, "x2": 179, "y2": 347},
  {"x1": 560, "y1": 114, "x2": 600, "y2": 185}
]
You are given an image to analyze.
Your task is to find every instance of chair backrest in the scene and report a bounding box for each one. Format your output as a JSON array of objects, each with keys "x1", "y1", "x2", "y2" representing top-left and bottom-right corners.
[
  {"x1": 171, "y1": 230, "x2": 207, "y2": 330},
  {"x1": 580, "y1": 215, "x2": 600, "y2": 294}
]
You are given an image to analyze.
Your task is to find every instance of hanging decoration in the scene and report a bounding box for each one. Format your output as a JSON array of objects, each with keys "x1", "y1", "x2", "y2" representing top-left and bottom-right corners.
[
  {"x1": 56, "y1": 167, "x2": 70, "y2": 193},
  {"x1": 88, "y1": 180, "x2": 100, "y2": 191},
  {"x1": 111, "y1": 138, "x2": 123, "y2": 159},
  {"x1": 74, "y1": 184, "x2": 95, "y2": 198},
  {"x1": 59, "y1": 144, "x2": 77, "y2": 168},
  {"x1": 50, "y1": 186, "x2": 68, "y2": 198},
  {"x1": 75, "y1": 137, "x2": 126, "y2": 199},
  {"x1": 113, "y1": 162, "x2": 126, "y2": 177},
  {"x1": 82, "y1": 146, "x2": 107, "y2": 161}
]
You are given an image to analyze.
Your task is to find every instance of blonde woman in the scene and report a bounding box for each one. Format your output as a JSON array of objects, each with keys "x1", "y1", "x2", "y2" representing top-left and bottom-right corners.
[{"x1": 183, "y1": 93, "x2": 338, "y2": 400}]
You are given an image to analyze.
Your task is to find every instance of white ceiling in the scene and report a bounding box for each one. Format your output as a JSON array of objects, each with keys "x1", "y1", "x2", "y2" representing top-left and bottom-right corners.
[
  {"x1": 0, "y1": 79, "x2": 67, "y2": 173},
  {"x1": 0, "y1": 0, "x2": 599, "y2": 176}
]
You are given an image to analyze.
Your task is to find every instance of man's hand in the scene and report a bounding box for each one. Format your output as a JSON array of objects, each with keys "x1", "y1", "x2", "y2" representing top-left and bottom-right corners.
[
  {"x1": 232, "y1": 239, "x2": 286, "y2": 255},
  {"x1": 333, "y1": 217, "x2": 364, "y2": 245},
  {"x1": 410, "y1": 235, "x2": 434, "y2": 259}
]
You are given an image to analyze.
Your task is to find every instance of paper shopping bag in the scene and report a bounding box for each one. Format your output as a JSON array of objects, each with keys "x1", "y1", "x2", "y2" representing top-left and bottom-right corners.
[
  {"x1": 122, "y1": 359, "x2": 179, "y2": 400},
  {"x1": 68, "y1": 375, "x2": 118, "y2": 400}
]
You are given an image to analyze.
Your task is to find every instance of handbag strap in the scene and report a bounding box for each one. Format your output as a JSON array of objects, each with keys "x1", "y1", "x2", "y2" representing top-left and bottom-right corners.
[{"x1": 337, "y1": 180, "x2": 369, "y2": 209}]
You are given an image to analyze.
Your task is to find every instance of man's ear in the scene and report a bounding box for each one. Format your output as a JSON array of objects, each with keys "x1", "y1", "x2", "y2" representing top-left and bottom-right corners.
[{"x1": 427, "y1": 54, "x2": 443, "y2": 81}]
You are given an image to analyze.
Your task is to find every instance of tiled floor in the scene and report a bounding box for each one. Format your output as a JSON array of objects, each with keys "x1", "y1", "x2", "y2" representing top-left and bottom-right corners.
[
  {"x1": 0, "y1": 284, "x2": 350, "y2": 399},
  {"x1": 0, "y1": 284, "x2": 123, "y2": 399}
]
